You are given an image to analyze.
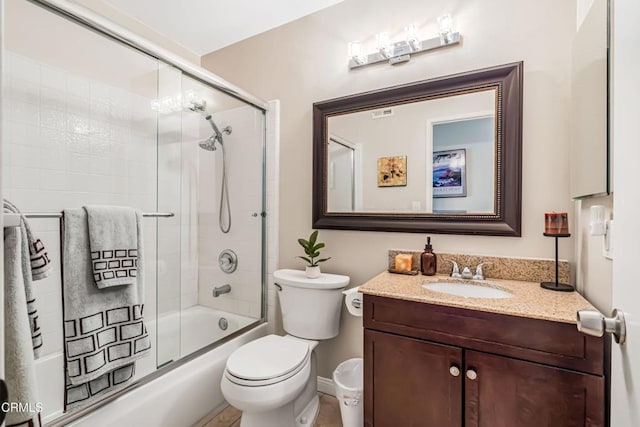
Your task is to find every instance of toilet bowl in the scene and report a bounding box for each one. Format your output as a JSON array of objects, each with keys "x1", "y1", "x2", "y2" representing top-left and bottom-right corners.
[
  {"x1": 221, "y1": 335, "x2": 312, "y2": 412},
  {"x1": 221, "y1": 269, "x2": 350, "y2": 427}
]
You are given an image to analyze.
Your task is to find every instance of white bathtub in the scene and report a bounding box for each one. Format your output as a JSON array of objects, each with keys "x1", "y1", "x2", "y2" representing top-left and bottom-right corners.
[
  {"x1": 39, "y1": 305, "x2": 265, "y2": 426},
  {"x1": 157, "y1": 305, "x2": 256, "y2": 364}
]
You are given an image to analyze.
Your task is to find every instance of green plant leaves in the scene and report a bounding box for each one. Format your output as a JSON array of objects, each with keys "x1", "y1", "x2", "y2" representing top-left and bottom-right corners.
[
  {"x1": 298, "y1": 238, "x2": 310, "y2": 249},
  {"x1": 298, "y1": 230, "x2": 329, "y2": 267},
  {"x1": 309, "y1": 230, "x2": 318, "y2": 246}
]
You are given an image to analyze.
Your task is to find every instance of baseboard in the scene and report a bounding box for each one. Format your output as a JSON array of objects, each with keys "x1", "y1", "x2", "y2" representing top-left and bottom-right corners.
[{"x1": 317, "y1": 376, "x2": 336, "y2": 396}]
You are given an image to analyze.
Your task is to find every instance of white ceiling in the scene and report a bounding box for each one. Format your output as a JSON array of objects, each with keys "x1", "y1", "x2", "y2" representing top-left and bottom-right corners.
[{"x1": 103, "y1": 0, "x2": 344, "y2": 56}]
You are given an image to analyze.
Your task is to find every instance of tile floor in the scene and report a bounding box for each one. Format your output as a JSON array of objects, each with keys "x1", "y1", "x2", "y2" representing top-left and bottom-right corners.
[{"x1": 203, "y1": 393, "x2": 342, "y2": 427}]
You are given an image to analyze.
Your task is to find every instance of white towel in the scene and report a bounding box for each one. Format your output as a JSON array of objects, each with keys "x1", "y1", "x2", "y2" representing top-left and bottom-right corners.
[
  {"x1": 84, "y1": 205, "x2": 139, "y2": 289},
  {"x1": 62, "y1": 208, "x2": 150, "y2": 409},
  {"x1": 4, "y1": 227, "x2": 42, "y2": 427}
]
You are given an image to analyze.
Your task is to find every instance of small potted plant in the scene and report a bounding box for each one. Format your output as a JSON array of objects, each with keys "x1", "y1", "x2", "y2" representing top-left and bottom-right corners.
[{"x1": 298, "y1": 230, "x2": 331, "y2": 278}]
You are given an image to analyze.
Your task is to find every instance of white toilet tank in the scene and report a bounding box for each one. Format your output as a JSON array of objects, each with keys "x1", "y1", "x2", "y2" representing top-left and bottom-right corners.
[{"x1": 274, "y1": 269, "x2": 350, "y2": 340}]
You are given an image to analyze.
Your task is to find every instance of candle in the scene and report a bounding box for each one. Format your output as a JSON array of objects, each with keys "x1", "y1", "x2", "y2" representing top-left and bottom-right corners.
[
  {"x1": 394, "y1": 253, "x2": 413, "y2": 271},
  {"x1": 545, "y1": 212, "x2": 569, "y2": 235}
]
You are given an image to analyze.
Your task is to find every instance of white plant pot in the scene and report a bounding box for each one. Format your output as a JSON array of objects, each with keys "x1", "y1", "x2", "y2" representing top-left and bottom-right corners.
[{"x1": 305, "y1": 266, "x2": 321, "y2": 279}]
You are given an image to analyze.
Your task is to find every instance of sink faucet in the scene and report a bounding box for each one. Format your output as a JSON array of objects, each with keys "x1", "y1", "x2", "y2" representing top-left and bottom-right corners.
[
  {"x1": 213, "y1": 284, "x2": 232, "y2": 297},
  {"x1": 443, "y1": 259, "x2": 462, "y2": 278},
  {"x1": 473, "y1": 262, "x2": 493, "y2": 280}
]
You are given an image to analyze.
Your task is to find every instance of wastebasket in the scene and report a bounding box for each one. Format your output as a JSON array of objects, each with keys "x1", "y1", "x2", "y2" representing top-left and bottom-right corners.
[{"x1": 333, "y1": 358, "x2": 363, "y2": 427}]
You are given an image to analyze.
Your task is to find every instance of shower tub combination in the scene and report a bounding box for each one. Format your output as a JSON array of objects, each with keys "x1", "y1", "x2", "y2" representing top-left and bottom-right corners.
[
  {"x1": 2, "y1": 0, "x2": 271, "y2": 426},
  {"x1": 38, "y1": 307, "x2": 264, "y2": 425}
]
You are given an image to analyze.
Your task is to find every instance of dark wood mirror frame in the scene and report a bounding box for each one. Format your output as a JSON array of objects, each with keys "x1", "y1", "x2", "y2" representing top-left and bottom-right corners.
[{"x1": 312, "y1": 62, "x2": 523, "y2": 236}]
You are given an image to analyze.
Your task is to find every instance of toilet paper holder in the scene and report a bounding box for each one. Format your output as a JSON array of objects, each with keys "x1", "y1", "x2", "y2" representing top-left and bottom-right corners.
[{"x1": 343, "y1": 287, "x2": 364, "y2": 317}]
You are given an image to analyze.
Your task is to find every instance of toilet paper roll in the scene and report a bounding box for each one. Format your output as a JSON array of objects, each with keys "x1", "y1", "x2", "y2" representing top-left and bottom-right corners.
[{"x1": 343, "y1": 287, "x2": 363, "y2": 317}]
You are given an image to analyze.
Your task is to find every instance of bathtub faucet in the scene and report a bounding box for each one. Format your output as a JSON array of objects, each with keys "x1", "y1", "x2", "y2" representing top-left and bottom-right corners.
[{"x1": 213, "y1": 284, "x2": 232, "y2": 297}]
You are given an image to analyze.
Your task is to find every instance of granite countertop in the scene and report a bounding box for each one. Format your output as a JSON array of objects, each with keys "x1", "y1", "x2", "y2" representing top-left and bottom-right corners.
[{"x1": 358, "y1": 271, "x2": 598, "y2": 324}]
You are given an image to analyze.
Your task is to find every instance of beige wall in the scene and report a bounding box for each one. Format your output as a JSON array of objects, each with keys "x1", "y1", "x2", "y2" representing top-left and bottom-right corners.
[{"x1": 202, "y1": 0, "x2": 578, "y2": 378}]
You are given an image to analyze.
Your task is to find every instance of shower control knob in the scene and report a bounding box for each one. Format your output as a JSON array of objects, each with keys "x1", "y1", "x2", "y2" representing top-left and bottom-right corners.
[
  {"x1": 252, "y1": 213, "x2": 258, "y2": 217},
  {"x1": 449, "y1": 366, "x2": 460, "y2": 377},
  {"x1": 218, "y1": 249, "x2": 238, "y2": 274}
]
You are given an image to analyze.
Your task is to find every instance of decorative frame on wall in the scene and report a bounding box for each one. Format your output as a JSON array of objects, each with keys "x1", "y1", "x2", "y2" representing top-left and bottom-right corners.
[
  {"x1": 312, "y1": 62, "x2": 523, "y2": 236},
  {"x1": 433, "y1": 149, "x2": 466, "y2": 198},
  {"x1": 377, "y1": 156, "x2": 407, "y2": 187}
]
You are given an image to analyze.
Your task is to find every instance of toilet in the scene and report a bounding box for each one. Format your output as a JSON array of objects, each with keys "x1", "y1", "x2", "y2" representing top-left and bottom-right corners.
[{"x1": 221, "y1": 269, "x2": 350, "y2": 427}]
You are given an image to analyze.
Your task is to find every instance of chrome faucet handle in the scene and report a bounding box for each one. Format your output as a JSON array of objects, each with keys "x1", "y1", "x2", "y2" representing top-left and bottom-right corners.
[
  {"x1": 473, "y1": 262, "x2": 493, "y2": 280},
  {"x1": 461, "y1": 266, "x2": 473, "y2": 280},
  {"x1": 443, "y1": 259, "x2": 461, "y2": 278}
]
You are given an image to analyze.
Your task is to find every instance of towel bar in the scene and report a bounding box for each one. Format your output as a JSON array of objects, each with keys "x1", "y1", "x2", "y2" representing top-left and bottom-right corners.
[{"x1": 3, "y1": 211, "x2": 175, "y2": 227}]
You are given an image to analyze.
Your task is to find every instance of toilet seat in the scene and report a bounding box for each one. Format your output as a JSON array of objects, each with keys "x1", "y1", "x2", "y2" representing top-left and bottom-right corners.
[{"x1": 225, "y1": 335, "x2": 310, "y2": 387}]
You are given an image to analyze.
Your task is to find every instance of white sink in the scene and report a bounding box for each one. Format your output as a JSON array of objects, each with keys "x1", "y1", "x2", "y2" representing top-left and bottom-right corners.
[{"x1": 422, "y1": 282, "x2": 513, "y2": 299}]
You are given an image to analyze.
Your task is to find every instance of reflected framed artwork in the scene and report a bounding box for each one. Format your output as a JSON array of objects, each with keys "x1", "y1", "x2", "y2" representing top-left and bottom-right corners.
[
  {"x1": 433, "y1": 149, "x2": 466, "y2": 197},
  {"x1": 377, "y1": 156, "x2": 407, "y2": 187}
]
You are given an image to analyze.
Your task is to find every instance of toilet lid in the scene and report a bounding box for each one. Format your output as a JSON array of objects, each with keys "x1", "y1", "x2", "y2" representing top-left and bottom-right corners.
[{"x1": 226, "y1": 335, "x2": 310, "y2": 381}]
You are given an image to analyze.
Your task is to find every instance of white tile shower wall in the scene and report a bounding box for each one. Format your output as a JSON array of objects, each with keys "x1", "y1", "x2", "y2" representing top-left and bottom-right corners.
[
  {"x1": 2, "y1": 51, "x2": 160, "y2": 419},
  {"x1": 197, "y1": 105, "x2": 267, "y2": 318},
  {"x1": 180, "y1": 111, "x2": 200, "y2": 310}
]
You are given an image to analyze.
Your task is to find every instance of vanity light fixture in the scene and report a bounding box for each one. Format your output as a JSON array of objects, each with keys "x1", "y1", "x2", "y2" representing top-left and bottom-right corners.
[{"x1": 348, "y1": 14, "x2": 461, "y2": 69}]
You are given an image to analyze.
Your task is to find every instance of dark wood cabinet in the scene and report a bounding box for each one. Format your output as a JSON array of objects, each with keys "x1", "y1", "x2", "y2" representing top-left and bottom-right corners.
[
  {"x1": 365, "y1": 329, "x2": 462, "y2": 427},
  {"x1": 465, "y1": 350, "x2": 604, "y2": 427},
  {"x1": 363, "y1": 295, "x2": 606, "y2": 427}
]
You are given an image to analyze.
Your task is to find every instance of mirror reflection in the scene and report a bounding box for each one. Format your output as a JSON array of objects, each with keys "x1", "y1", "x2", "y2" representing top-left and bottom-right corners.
[{"x1": 327, "y1": 89, "x2": 496, "y2": 214}]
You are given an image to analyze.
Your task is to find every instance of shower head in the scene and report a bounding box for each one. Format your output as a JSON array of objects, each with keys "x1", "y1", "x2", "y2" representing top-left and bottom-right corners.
[
  {"x1": 189, "y1": 106, "x2": 232, "y2": 151},
  {"x1": 199, "y1": 114, "x2": 232, "y2": 151},
  {"x1": 198, "y1": 135, "x2": 217, "y2": 151}
]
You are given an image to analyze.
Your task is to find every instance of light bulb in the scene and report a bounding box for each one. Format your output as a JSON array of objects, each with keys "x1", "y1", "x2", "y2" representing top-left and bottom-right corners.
[
  {"x1": 376, "y1": 32, "x2": 391, "y2": 58},
  {"x1": 438, "y1": 14, "x2": 454, "y2": 43},
  {"x1": 405, "y1": 24, "x2": 421, "y2": 51},
  {"x1": 348, "y1": 41, "x2": 367, "y2": 65}
]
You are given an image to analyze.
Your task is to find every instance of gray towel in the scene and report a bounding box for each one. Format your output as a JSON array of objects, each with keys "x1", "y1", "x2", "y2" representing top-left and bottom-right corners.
[
  {"x1": 4, "y1": 200, "x2": 52, "y2": 281},
  {"x1": 84, "y1": 205, "x2": 139, "y2": 289},
  {"x1": 4, "y1": 227, "x2": 42, "y2": 427},
  {"x1": 62, "y1": 208, "x2": 150, "y2": 409},
  {"x1": 3, "y1": 200, "x2": 50, "y2": 357}
]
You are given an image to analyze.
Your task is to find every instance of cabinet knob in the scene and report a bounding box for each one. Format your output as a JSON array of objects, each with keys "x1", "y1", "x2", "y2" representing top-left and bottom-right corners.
[
  {"x1": 466, "y1": 369, "x2": 478, "y2": 380},
  {"x1": 449, "y1": 365, "x2": 460, "y2": 377}
]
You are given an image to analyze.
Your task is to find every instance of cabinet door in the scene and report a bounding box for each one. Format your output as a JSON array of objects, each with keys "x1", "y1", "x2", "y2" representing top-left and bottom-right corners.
[
  {"x1": 364, "y1": 329, "x2": 462, "y2": 427},
  {"x1": 465, "y1": 350, "x2": 605, "y2": 427}
]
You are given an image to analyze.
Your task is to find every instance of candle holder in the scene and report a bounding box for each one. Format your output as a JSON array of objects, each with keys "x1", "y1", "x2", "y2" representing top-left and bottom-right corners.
[{"x1": 540, "y1": 232, "x2": 574, "y2": 292}]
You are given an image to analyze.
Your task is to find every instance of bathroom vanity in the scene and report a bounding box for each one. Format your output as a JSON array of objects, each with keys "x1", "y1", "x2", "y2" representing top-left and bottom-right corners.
[{"x1": 359, "y1": 272, "x2": 606, "y2": 427}]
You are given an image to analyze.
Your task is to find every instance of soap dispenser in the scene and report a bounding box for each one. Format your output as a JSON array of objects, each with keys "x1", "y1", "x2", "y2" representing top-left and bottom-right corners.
[{"x1": 420, "y1": 237, "x2": 437, "y2": 276}]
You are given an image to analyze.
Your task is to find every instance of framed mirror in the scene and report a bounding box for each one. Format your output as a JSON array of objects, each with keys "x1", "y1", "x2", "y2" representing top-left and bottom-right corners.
[{"x1": 312, "y1": 62, "x2": 523, "y2": 236}]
